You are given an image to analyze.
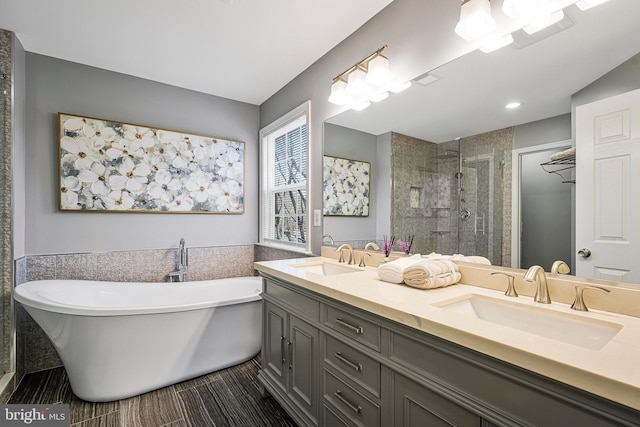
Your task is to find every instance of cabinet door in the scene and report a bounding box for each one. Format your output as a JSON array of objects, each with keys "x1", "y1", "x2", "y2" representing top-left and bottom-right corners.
[
  {"x1": 289, "y1": 314, "x2": 319, "y2": 423},
  {"x1": 393, "y1": 373, "x2": 481, "y2": 427},
  {"x1": 263, "y1": 302, "x2": 287, "y2": 393}
]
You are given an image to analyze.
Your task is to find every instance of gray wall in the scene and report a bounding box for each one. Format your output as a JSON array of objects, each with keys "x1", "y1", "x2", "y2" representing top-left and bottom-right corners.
[
  {"x1": 25, "y1": 53, "x2": 260, "y2": 255},
  {"x1": 513, "y1": 114, "x2": 571, "y2": 150},
  {"x1": 323, "y1": 123, "x2": 377, "y2": 241},
  {"x1": 572, "y1": 52, "x2": 640, "y2": 114},
  {"x1": 259, "y1": 0, "x2": 481, "y2": 254}
]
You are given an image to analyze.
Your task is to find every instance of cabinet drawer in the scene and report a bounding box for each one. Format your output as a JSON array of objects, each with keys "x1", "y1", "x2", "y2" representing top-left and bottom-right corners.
[
  {"x1": 324, "y1": 335, "x2": 380, "y2": 397},
  {"x1": 323, "y1": 404, "x2": 352, "y2": 427},
  {"x1": 325, "y1": 305, "x2": 381, "y2": 351},
  {"x1": 264, "y1": 278, "x2": 319, "y2": 321},
  {"x1": 323, "y1": 369, "x2": 380, "y2": 427}
]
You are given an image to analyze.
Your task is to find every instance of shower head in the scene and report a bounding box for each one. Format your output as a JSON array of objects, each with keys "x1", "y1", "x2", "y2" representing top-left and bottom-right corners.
[{"x1": 433, "y1": 149, "x2": 459, "y2": 160}]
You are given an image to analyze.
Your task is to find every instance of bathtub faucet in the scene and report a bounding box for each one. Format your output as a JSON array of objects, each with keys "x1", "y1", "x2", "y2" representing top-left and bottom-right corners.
[{"x1": 169, "y1": 238, "x2": 188, "y2": 282}]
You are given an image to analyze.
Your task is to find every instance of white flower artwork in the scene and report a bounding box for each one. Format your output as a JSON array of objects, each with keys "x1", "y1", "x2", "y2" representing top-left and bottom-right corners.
[
  {"x1": 323, "y1": 155, "x2": 370, "y2": 216},
  {"x1": 58, "y1": 113, "x2": 245, "y2": 213}
]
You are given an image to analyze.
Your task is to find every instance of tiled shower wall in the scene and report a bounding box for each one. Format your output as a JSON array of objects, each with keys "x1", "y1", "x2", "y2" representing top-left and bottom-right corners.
[
  {"x1": 390, "y1": 132, "x2": 439, "y2": 255},
  {"x1": 0, "y1": 29, "x2": 14, "y2": 404},
  {"x1": 390, "y1": 129, "x2": 512, "y2": 266},
  {"x1": 14, "y1": 244, "x2": 305, "y2": 376}
]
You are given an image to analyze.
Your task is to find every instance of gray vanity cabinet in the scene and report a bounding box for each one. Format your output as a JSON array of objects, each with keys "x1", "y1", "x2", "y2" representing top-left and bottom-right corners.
[
  {"x1": 260, "y1": 284, "x2": 320, "y2": 427},
  {"x1": 258, "y1": 274, "x2": 640, "y2": 427},
  {"x1": 392, "y1": 373, "x2": 480, "y2": 427}
]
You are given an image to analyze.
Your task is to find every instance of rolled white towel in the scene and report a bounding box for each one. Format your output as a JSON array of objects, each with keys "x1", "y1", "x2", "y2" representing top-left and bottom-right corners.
[
  {"x1": 377, "y1": 254, "x2": 422, "y2": 284},
  {"x1": 404, "y1": 271, "x2": 462, "y2": 289},
  {"x1": 550, "y1": 147, "x2": 576, "y2": 161},
  {"x1": 403, "y1": 259, "x2": 458, "y2": 282},
  {"x1": 460, "y1": 255, "x2": 492, "y2": 265}
]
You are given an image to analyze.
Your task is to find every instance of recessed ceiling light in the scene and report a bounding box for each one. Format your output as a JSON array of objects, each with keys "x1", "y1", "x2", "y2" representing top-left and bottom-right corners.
[{"x1": 505, "y1": 101, "x2": 522, "y2": 109}]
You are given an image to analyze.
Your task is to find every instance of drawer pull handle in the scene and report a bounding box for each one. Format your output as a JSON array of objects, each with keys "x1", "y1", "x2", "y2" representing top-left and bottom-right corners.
[
  {"x1": 334, "y1": 389, "x2": 362, "y2": 414},
  {"x1": 335, "y1": 317, "x2": 364, "y2": 334},
  {"x1": 280, "y1": 336, "x2": 286, "y2": 365},
  {"x1": 334, "y1": 352, "x2": 363, "y2": 372}
]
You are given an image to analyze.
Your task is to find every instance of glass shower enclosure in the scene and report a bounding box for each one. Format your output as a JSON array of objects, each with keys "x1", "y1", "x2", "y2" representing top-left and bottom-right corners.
[{"x1": 391, "y1": 131, "x2": 508, "y2": 266}]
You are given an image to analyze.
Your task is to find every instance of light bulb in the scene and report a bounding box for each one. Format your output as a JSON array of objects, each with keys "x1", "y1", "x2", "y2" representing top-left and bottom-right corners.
[
  {"x1": 328, "y1": 78, "x2": 348, "y2": 105},
  {"x1": 346, "y1": 67, "x2": 371, "y2": 99},
  {"x1": 365, "y1": 55, "x2": 393, "y2": 87},
  {"x1": 455, "y1": 0, "x2": 496, "y2": 41},
  {"x1": 576, "y1": 0, "x2": 609, "y2": 10},
  {"x1": 480, "y1": 34, "x2": 514, "y2": 53},
  {"x1": 523, "y1": 9, "x2": 564, "y2": 34}
]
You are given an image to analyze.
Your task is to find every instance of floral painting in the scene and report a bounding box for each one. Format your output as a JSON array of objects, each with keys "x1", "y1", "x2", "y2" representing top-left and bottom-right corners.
[
  {"x1": 323, "y1": 155, "x2": 370, "y2": 216},
  {"x1": 58, "y1": 113, "x2": 244, "y2": 213}
]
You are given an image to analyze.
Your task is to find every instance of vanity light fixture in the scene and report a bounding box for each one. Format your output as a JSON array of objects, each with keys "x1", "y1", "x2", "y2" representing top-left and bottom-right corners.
[
  {"x1": 458, "y1": 0, "x2": 612, "y2": 52},
  {"x1": 523, "y1": 9, "x2": 565, "y2": 34},
  {"x1": 502, "y1": 0, "x2": 543, "y2": 19},
  {"x1": 575, "y1": 0, "x2": 609, "y2": 10},
  {"x1": 480, "y1": 34, "x2": 514, "y2": 53},
  {"x1": 455, "y1": 0, "x2": 496, "y2": 41},
  {"x1": 328, "y1": 45, "x2": 410, "y2": 111}
]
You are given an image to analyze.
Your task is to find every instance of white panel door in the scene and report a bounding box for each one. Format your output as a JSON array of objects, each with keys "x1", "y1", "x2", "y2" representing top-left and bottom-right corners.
[{"x1": 575, "y1": 88, "x2": 640, "y2": 284}]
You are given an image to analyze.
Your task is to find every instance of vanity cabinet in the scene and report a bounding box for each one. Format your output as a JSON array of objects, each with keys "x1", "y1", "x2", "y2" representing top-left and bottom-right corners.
[
  {"x1": 260, "y1": 283, "x2": 320, "y2": 426},
  {"x1": 258, "y1": 274, "x2": 640, "y2": 427}
]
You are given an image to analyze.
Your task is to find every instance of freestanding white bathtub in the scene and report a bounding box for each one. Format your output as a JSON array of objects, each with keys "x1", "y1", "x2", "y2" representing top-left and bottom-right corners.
[{"x1": 14, "y1": 276, "x2": 263, "y2": 402}]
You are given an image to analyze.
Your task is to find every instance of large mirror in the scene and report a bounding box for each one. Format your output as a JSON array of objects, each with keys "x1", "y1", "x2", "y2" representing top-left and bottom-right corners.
[{"x1": 322, "y1": 0, "x2": 640, "y2": 281}]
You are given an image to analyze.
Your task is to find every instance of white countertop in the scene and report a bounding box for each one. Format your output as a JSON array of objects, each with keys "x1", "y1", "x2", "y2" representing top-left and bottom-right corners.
[{"x1": 254, "y1": 256, "x2": 640, "y2": 411}]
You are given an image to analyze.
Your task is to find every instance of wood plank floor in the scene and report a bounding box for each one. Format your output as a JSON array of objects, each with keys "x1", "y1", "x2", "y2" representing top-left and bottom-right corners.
[{"x1": 8, "y1": 356, "x2": 297, "y2": 427}]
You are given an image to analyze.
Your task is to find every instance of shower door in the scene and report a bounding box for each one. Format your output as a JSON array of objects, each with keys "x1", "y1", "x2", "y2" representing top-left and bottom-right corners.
[
  {"x1": 453, "y1": 140, "x2": 504, "y2": 265},
  {"x1": 0, "y1": 74, "x2": 6, "y2": 379}
]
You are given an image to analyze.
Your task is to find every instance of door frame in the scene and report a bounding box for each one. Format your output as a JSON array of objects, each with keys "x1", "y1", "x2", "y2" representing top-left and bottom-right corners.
[{"x1": 511, "y1": 139, "x2": 573, "y2": 269}]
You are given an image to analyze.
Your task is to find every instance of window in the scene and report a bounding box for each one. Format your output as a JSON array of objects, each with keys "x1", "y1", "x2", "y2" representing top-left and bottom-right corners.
[{"x1": 260, "y1": 102, "x2": 310, "y2": 251}]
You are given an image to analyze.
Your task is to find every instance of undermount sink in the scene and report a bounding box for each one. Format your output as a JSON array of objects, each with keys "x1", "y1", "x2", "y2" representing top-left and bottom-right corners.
[
  {"x1": 290, "y1": 261, "x2": 361, "y2": 276},
  {"x1": 436, "y1": 294, "x2": 622, "y2": 350}
]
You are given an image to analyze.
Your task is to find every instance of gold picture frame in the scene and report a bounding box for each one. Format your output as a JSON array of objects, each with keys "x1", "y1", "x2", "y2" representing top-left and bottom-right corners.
[{"x1": 58, "y1": 113, "x2": 245, "y2": 213}]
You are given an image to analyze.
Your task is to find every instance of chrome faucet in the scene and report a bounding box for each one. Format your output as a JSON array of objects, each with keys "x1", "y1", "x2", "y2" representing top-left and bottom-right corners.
[
  {"x1": 491, "y1": 272, "x2": 517, "y2": 297},
  {"x1": 550, "y1": 260, "x2": 570, "y2": 274},
  {"x1": 364, "y1": 242, "x2": 380, "y2": 251},
  {"x1": 571, "y1": 285, "x2": 610, "y2": 312},
  {"x1": 335, "y1": 244, "x2": 355, "y2": 265},
  {"x1": 169, "y1": 238, "x2": 188, "y2": 282},
  {"x1": 523, "y1": 265, "x2": 551, "y2": 304}
]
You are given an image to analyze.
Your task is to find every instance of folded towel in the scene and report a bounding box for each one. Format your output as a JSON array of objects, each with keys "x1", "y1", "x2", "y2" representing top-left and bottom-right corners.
[
  {"x1": 550, "y1": 147, "x2": 576, "y2": 161},
  {"x1": 404, "y1": 271, "x2": 462, "y2": 289},
  {"x1": 460, "y1": 255, "x2": 492, "y2": 265},
  {"x1": 377, "y1": 254, "x2": 422, "y2": 284},
  {"x1": 403, "y1": 259, "x2": 458, "y2": 282}
]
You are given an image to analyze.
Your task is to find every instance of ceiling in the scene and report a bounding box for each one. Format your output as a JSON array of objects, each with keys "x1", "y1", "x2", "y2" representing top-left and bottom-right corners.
[
  {"x1": 328, "y1": 0, "x2": 640, "y2": 143},
  {"x1": 0, "y1": 0, "x2": 393, "y2": 105}
]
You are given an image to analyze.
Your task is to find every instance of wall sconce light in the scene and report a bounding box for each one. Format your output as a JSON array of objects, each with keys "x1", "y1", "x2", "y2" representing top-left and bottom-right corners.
[
  {"x1": 523, "y1": 9, "x2": 565, "y2": 34},
  {"x1": 575, "y1": 0, "x2": 609, "y2": 10},
  {"x1": 328, "y1": 45, "x2": 411, "y2": 111},
  {"x1": 458, "y1": 0, "x2": 614, "y2": 52},
  {"x1": 455, "y1": 0, "x2": 496, "y2": 41}
]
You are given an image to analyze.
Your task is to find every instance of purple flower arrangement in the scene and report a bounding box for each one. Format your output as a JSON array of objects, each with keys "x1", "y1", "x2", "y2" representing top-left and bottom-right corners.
[
  {"x1": 397, "y1": 235, "x2": 414, "y2": 254},
  {"x1": 381, "y1": 235, "x2": 395, "y2": 257},
  {"x1": 381, "y1": 234, "x2": 414, "y2": 256}
]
